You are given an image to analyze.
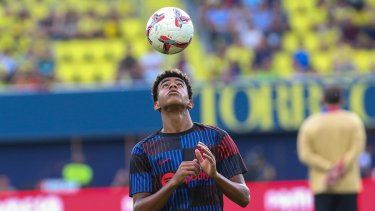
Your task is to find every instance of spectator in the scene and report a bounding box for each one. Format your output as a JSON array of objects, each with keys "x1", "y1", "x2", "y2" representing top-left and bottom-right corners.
[
  {"x1": 293, "y1": 44, "x2": 311, "y2": 73},
  {"x1": 176, "y1": 52, "x2": 194, "y2": 79},
  {"x1": 203, "y1": 3, "x2": 232, "y2": 49},
  {"x1": 117, "y1": 45, "x2": 144, "y2": 84},
  {"x1": 111, "y1": 168, "x2": 129, "y2": 187},
  {"x1": 238, "y1": 20, "x2": 263, "y2": 49},
  {"x1": 0, "y1": 50, "x2": 17, "y2": 82},
  {"x1": 0, "y1": 174, "x2": 15, "y2": 191},
  {"x1": 359, "y1": 144, "x2": 374, "y2": 178},
  {"x1": 62, "y1": 152, "x2": 93, "y2": 187},
  {"x1": 252, "y1": 36, "x2": 272, "y2": 71},
  {"x1": 62, "y1": 140, "x2": 93, "y2": 188},
  {"x1": 298, "y1": 85, "x2": 366, "y2": 211},
  {"x1": 251, "y1": 1, "x2": 274, "y2": 32},
  {"x1": 244, "y1": 147, "x2": 276, "y2": 181},
  {"x1": 139, "y1": 48, "x2": 164, "y2": 84}
]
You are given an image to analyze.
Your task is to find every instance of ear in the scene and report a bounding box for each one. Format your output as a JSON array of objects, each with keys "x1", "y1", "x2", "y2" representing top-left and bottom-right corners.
[
  {"x1": 187, "y1": 99, "x2": 194, "y2": 110},
  {"x1": 154, "y1": 101, "x2": 161, "y2": 111}
]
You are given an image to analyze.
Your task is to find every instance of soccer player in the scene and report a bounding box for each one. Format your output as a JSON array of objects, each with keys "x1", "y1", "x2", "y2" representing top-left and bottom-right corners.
[
  {"x1": 297, "y1": 85, "x2": 366, "y2": 211},
  {"x1": 129, "y1": 69, "x2": 250, "y2": 210}
]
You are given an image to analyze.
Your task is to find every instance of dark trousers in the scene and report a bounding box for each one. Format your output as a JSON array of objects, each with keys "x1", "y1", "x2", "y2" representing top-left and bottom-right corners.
[{"x1": 314, "y1": 193, "x2": 358, "y2": 211}]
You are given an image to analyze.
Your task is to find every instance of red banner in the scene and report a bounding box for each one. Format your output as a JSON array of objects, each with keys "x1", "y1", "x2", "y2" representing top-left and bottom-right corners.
[{"x1": 0, "y1": 179, "x2": 374, "y2": 211}]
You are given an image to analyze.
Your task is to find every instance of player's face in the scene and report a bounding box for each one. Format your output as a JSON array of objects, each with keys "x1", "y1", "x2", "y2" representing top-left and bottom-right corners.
[{"x1": 154, "y1": 77, "x2": 193, "y2": 110}]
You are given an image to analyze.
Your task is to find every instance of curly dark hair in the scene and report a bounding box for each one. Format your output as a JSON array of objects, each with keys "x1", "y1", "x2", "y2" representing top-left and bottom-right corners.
[
  {"x1": 152, "y1": 69, "x2": 193, "y2": 102},
  {"x1": 324, "y1": 85, "x2": 343, "y2": 104}
]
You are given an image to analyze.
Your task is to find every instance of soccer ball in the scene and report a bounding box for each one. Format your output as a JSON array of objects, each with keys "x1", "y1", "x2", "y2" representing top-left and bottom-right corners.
[{"x1": 146, "y1": 7, "x2": 194, "y2": 54}]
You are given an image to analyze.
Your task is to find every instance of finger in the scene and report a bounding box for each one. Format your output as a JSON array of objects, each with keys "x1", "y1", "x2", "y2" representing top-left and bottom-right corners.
[
  {"x1": 180, "y1": 161, "x2": 196, "y2": 167},
  {"x1": 193, "y1": 160, "x2": 201, "y2": 172},
  {"x1": 198, "y1": 141, "x2": 206, "y2": 146},
  {"x1": 198, "y1": 145, "x2": 215, "y2": 159},
  {"x1": 184, "y1": 164, "x2": 200, "y2": 174},
  {"x1": 183, "y1": 170, "x2": 198, "y2": 176},
  {"x1": 195, "y1": 149, "x2": 204, "y2": 163},
  {"x1": 203, "y1": 153, "x2": 215, "y2": 164}
]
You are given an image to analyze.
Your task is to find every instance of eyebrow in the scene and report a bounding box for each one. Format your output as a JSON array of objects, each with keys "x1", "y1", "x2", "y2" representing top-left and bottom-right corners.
[
  {"x1": 160, "y1": 78, "x2": 171, "y2": 86},
  {"x1": 160, "y1": 78, "x2": 185, "y2": 86}
]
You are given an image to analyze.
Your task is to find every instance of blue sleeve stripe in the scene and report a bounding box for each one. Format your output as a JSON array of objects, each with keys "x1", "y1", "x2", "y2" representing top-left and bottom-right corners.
[{"x1": 130, "y1": 172, "x2": 152, "y2": 196}]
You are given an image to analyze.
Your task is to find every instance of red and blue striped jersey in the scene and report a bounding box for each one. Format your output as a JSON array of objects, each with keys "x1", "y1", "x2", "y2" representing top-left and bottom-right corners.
[{"x1": 130, "y1": 123, "x2": 247, "y2": 210}]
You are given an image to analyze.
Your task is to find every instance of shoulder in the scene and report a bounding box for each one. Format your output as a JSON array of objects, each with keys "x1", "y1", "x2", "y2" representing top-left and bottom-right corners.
[
  {"x1": 299, "y1": 113, "x2": 322, "y2": 133},
  {"x1": 340, "y1": 110, "x2": 364, "y2": 125},
  {"x1": 131, "y1": 132, "x2": 160, "y2": 155},
  {"x1": 194, "y1": 122, "x2": 229, "y2": 139},
  {"x1": 301, "y1": 113, "x2": 321, "y2": 127}
]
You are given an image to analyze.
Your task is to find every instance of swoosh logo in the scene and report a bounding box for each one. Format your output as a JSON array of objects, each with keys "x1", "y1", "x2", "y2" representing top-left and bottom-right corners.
[{"x1": 158, "y1": 158, "x2": 171, "y2": 165}]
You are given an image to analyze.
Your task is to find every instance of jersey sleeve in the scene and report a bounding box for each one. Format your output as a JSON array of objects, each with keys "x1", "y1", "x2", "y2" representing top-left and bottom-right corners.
[
  {"x1": 129, "y1": 142, "x2": 153, "y2": 197},
  {"x1": 213, "y1": 131, "x2": 248, "y2": 179}
]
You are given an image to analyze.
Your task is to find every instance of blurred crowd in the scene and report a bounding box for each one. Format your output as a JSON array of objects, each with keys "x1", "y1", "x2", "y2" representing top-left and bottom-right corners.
[
  {"x1": 0, "y1": 0, "x2": 374, "y2": 91},
  {"x1": 0, "y1": 0, "x2": 136, "y2": 90},
  {"x1": 198, "y1": 0, "x2": 375, "y2": 81}
]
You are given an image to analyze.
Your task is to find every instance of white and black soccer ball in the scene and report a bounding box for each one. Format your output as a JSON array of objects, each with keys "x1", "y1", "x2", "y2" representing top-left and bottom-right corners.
[{"x1": 146, "y1": 7, "x2": 194, "y2": 54}]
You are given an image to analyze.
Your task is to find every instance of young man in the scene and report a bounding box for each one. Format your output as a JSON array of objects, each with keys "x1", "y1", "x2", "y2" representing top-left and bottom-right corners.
[
  {"x1": 130, "y1": 69, "x2": 250, "y2": 210},
  {"x1": 297, "y1": 85, "x2": 366, "y2": 211}
]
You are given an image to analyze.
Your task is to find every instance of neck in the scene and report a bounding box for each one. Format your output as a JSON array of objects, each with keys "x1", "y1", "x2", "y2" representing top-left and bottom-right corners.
[
  {"x1": 160, "y1": 106, "x2": 193, "y2": 133},
  {"x1": 324, "y1": 104, "x2": 341, "y2": 112}
]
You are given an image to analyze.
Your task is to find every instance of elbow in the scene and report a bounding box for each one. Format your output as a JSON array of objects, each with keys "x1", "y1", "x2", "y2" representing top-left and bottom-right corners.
[
  {"x1": 298, "y1": 153, "x2": 308, "y2": 165},
  {"x1": 133, "y1": 202, "x2": 142, "y2": 211},
  {"x1": 239, "y1": 197, "x2": 250, "y2": 208},
  {"x1": 133, "y1": 205, "x2": 139, "y2": 211},
  {"x1": 239, "y1": 187, "x2": 250, "y2": 207}
]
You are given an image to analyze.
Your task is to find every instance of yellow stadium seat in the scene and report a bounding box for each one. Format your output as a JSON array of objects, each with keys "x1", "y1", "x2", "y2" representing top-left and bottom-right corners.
[
  {"x1": 353, "y1": 50, "x2": 372, "y2": 73},
  {"x1": 311, "y1": 51, "x2": 333, "y2": 74},
  {"x1": 132, "y1": 38, "x2": 150, "y2": 58},
  {"x1": 102, "y1": 40, "x2": 126, "y2": 62},
  {"x1": 56, "y1": 65, "x2": 78, "y2": 83},
  {"x1": 226, "y1": 45, "x2": 253, "y2": 75},
  {"x1": 282, "y1": 32, "x2": 299, "y2": 53},
  {"x1": 272, "y1": 52, "x2": 293, "y2": 76},
  {"x1": 311, "y1": 7, "x2": 328, "y2": 25},
  {"x1": 283, "y1": 0, "x2": 316, "y2": 12},
  {"x1": 121, "y1": 19, "x2": 143, "y2": 40},
  {"x1": 304, "y1": 33, "x2": 319, "y2": 53},
  {"x1": 91, "y1": 62, "x2": 117, "y2": 83},
  {"x1": 289, "y1": 13, "x2": 313, "y2": 34}
]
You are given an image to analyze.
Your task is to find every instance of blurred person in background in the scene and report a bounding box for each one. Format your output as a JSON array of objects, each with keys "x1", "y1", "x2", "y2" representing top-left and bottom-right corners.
[
  {"x1": 111, "y1": 168, "x2": 130, "y2": 187},
  {"x1": 117, "y1": 45, "x2": 144, "y2": 84},
  {"x1": 298, "y1": 85, "x2": 366, "y2": 211},
  {"x1": 293, "y1": 43, "x2": 312, "y2": 74},
  {"x1": 359, "y1": 144, "x2": 373, "y2": 178},
  {"x1": 244, "y1": 146, "x2": 276, "y2": 181},
  {"x1": 0, "y1": 174, "x2": 15, "y2": 191},
  {"x1": 139, "y1": 48, "x2": 164, "y2": 84},
  {"x1": 62, "y1": 139, "x2": 93, "y2": 188},
  {"x1": 129, "y1": 69, "x2": 249, "y2": 210}
]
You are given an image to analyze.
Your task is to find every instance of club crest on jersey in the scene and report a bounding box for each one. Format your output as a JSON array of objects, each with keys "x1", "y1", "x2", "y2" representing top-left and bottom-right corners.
[{"x1": 161, "y1": 172, "x2": 174, "y2": 186}]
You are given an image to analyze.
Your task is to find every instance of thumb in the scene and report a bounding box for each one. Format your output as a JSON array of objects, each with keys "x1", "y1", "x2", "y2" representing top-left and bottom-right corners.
[{"x1": 195, "y1": 149, "x2": 204, "y2": 163}]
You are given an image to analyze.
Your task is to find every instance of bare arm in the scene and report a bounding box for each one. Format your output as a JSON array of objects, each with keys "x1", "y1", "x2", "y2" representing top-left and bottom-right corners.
[
  {"x1": 132, "y1": 181, "x2": 177, "y2": 211},
  {"x1": 342, "y1": 117, "x2": 366, "y2": 170},
  {"x1": 213, "y1": 173, "x2": 250, "y2": 207},
  {"x1": 133, "y1": 160, "x2": 200, "y2": 211},
  {"x1": 195, "y1": 142, "x2": 250, "y2": 207},
  {"x1": 297, "y1": 124, "x2": 333, "y2": 172}
]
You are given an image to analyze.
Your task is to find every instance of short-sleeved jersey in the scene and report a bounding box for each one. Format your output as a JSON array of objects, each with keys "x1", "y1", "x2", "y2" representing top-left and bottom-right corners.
[{"x1": 130, "y1": 123, "x2": 247, "y2": 210}]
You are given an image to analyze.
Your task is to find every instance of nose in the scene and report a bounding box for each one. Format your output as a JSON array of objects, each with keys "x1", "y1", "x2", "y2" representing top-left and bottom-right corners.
[{"x1": 169, "y1": 82, "x2": 178, "y2": 89}]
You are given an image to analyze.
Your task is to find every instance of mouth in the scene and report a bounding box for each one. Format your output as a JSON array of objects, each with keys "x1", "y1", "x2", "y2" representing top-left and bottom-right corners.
[{"x1": 168, "y1": 90, "x2": 180, "y2": 95}]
